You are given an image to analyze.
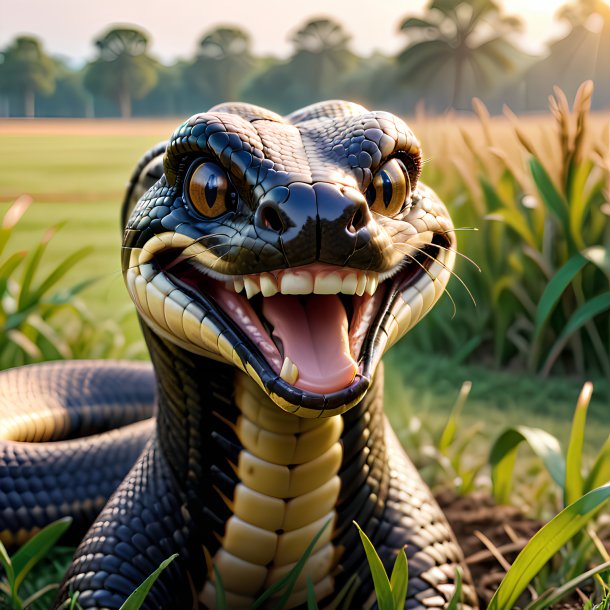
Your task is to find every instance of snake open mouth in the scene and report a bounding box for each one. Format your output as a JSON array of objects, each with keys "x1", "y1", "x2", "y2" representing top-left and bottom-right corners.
[{"x1": 131, "y1": 231, "x2": 450, "y2": 415}]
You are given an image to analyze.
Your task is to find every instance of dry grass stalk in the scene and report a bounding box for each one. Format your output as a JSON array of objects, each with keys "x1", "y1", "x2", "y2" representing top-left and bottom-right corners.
[
  {"x1": 572, "y1": 80, "x2": 594, "y2": 166},
  {"x1": 472, "y1": 97, "x2": 493, "y2": 148}
]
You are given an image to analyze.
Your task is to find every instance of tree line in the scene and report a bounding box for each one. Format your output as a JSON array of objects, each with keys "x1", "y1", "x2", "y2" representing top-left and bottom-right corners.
[{"x1": 1, "y1": 0, "x2": 609, "y2": 119}]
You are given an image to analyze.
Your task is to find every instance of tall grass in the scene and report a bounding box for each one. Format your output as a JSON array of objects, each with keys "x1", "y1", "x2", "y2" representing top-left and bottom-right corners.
[{"x1": 406, "y1": 81, "x2": 610, "y2": 377}]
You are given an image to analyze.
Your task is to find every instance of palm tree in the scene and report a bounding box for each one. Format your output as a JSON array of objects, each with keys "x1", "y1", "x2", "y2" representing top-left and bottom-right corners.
[
  {"x1": 244, "y1": 18, "x2": 360, "y2": 112},
  {"x1": 397, "y1": 0, "x2": 528, "y2": 110},
  {"x1": 0, "y1": 36, "x2": 57, "y2": 117},
  {"x1": 84, "y1": 27, "x2": 159, "y2": 118},
  {"x1": 184, "y1": 27, "x2": 255, "y2": 107}
]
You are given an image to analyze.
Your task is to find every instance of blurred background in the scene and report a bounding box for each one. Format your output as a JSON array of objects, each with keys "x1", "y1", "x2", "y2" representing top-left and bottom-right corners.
[
  {"x1": 0, "y1": 0, "x2": 608, "y2": 487},
  {"x1": 1, "y1": 0, "x2": 610, "y2": 117}
]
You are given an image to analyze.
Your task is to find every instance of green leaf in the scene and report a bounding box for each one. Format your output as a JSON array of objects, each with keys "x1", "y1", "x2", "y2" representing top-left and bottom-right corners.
[
  {"x1": 17, "y1": 233, "x2": 52, "y2": 311},
  {"x1": 438, "y1": 381, "x2": 471, "y2": 453},
  {"x1": 584, "y1": 434, "x2": 610, "y2": 493},
  {"x1": 389, "y1": 547, "x2": 408, "y2": 610},
  {"x1": 565, "y1": 383, "x2": 592, "y2": 506},
  {"x1": 12, "y1": 516, "x2": 72, "y2": 593},
  {"x1": 251, "y1": 520, "x2": 330, "y2": 610},
  {"x1": 0, "y1": 251, "x2": 27, "y2": 295},
  {"x1": 543, "y1": 292, "x2": 610, "y2": 375},
  {"x1": 0, "y1": 538, "x2": 15, "y2": 589},
  {"x1": 528, "y1": 157, "x2": 570, "y2": 236},
  {"x1": 445, "y1": 567, "x2": 463, "y2": 610},
  {"x1": 532, "y1": 253, "x2": 588, "y2": 342},
  {"x1": 488, "y1": 484, "x2": 610, "y2": 610},
  {"x1": 490, "y1": 426, "x2": 566, "y2": 504},
  {"x1": 28, "y1": 246, "x2": 93, "y2": 304},
  {"x1": 354, "y1": 522, "x2": 393, "y2": 610},
  {"x1": 118, "y1": 554, "x2": 178, "y2": 610}
]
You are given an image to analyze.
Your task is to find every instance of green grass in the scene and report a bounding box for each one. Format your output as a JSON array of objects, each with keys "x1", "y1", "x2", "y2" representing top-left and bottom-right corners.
[
  {"x1": 0, "y1": 133, "x2": 164, "y2": 197},
  {"x1": 384, "y1": 347, "x2": 610, "y2": 451}
]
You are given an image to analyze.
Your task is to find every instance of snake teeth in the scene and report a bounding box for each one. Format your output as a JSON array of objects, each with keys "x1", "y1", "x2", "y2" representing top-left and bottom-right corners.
[
  {"x1": 260, "y1": 273, "x2": 278, "y2": 297},
  {"x1": 244, "y1": 277, "x2": 261, "y2": 299},
  {"x1": 230, "y1": 270, "x2": 380, "y2": 297},
  {"x1": 279, "y1": 356, "x2": 299, "y2": 385}
]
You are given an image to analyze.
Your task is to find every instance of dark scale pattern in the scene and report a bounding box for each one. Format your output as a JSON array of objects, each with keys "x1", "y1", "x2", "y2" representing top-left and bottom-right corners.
[{"x1": 0, "y1": 100, "x2": 477, "y2": 609}]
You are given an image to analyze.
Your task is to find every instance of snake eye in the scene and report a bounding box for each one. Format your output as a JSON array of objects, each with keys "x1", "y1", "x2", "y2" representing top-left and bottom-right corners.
[
  {"x1": 187, "y1": 161, "x2": 236, "y2": 218},
  {"x1": 365, "y1": 158, "x2": 411, "y2": 217}
]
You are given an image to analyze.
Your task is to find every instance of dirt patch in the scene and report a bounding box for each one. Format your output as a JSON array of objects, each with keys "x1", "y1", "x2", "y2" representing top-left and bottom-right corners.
[{"x1": 436, "y1": 490, "x2": 586, "y2": 609}]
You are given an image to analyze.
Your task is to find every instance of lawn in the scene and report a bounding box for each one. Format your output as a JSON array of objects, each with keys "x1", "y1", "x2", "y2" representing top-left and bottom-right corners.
[{"x1": 0, "y1": 117, "x2": 608, "y2": 450}]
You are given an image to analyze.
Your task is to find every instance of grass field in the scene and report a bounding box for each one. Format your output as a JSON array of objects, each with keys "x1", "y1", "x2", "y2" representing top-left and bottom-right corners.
[{"x1": 0, "y1": 117, "x2": 608, "y2": 452}]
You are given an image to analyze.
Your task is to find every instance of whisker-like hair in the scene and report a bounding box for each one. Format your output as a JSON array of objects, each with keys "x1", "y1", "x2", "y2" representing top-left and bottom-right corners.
[
  {"x1": 399, "y1": 250, "x2": 458, "y2": 319},
  {"x1": 438, "y1": 227, "x2": 479, "y2": 234},
  {"x1": 434, "y1": 242, "x2": 481, "y2": 273},
  {"x1": 394, "y1": 243, "x2": 477, "y2": 308}
]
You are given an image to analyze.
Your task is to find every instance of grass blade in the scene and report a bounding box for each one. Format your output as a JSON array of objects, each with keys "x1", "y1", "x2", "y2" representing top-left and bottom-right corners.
[
  {"x1": 528, "y1": 157, "x2": 570, "y2": 235},
  {"x1": 354, "y1": 522, "x2": 393, "y2": 610},
  {"x1": 438, "y1": 381, "x2": 471, "y2": 454},
  {"x1": 0, "y1": 538, "x2": 15, "y2": 590},
  {"x1": 251, "y1": 520, "x2": 330, "y2": 610},
  {"x1": 29, "y1": 246, "x2": 93, "y2": 304},
  {"x1": 490, "y1": 426, "x2": 565, "y2": 504},
  {"x1": 118, "y1": 553, "x2": 178, "y2": 610},
  {"x1": 488, "y1": 484, "x2": 610, "y2": 610},
  {"x1": 543, "y1": 292, "x2": 610, "y2": 375},
  {"x1": 445, "y1": 567, "x2": 463, "y2": 610},
  {"x1": 532, "y1": 253, "x2": 587, "y2": 343},
  {"x1": 389, "y1": 547, "x2": 408, "y2": 610},
  {"x1": 584, "y1": 434, "x2": 610, "y2": 493},
  {"x1": 524, "y1": 559, "x2": 610, "y2": 610},
  {"x1": 306, "y1": 577, "x2": 319, "y2": 610},
  {"x1": 213, "y1": 565, "x2": 227, "y2": 610},
  {"x1": 12, "y1": 516, "x2": 72, "y2": 593},
  {"x1": 22, "y1": 582, "x2": 59, "y2": 608},
  {"x1": 565, "y1": 382, "x2": 592, "y2": 505}
]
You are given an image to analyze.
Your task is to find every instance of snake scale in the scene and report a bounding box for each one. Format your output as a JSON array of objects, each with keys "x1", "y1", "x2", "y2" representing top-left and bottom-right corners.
[{"x1": 0, "y1": 101, "x2": 478, "y2": 609}]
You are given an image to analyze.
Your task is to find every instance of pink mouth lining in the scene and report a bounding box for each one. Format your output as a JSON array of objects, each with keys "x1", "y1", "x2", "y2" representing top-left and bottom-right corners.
[{"x1": 202, "y1": 269, "x2": 386, "y2": 394}]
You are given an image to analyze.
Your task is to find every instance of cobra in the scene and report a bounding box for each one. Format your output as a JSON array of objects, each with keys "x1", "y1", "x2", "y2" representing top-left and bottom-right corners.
[{"x1": 0, "y1": 101, "x2": 478, "y2": 609}]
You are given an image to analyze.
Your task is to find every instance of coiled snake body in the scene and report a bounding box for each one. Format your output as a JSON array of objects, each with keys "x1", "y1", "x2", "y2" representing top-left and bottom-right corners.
[{"x1": 0, "y1": 101, "x2": 477, "y2": 609}]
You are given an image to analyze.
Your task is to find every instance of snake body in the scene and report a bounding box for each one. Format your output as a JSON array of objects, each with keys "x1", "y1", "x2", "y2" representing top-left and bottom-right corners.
[{"x1": 0, "y1": 101, "x2": 477, "y2": 609}]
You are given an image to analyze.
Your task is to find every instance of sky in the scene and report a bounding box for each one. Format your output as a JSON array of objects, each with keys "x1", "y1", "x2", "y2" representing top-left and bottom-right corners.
[{"x1": 0, "y1": 0, "x2": 586, "y2": 64}]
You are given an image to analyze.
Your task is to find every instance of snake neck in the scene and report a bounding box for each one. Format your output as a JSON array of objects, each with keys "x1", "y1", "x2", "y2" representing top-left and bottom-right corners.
[{"x1": 145, "y1": 326, "x2": 390, "y2": 604}]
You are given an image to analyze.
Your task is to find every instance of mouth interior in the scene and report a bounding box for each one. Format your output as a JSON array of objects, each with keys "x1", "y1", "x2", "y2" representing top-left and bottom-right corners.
[{"x1": 164, "y1": 242, "x2": 441, "y2": 395}]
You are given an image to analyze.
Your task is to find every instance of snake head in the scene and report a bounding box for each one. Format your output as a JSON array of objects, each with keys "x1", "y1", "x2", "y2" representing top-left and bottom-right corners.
[{"x1": 122, "y1": 101, "x2": 455, "y2": 417}]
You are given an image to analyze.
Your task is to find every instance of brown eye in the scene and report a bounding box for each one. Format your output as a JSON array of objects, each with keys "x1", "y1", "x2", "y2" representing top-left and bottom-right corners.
[
  {"x1": 365, "y1": 158, "x2": 411, "y2": 217},
  {"x1": 188, "y1": 162, "x2": 234, "y2": 218}
]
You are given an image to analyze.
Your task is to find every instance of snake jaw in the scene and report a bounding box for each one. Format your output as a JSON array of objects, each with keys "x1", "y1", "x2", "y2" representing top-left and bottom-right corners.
[{"x1": 123, "y1": 213, "x2": 454, "y2": 417}]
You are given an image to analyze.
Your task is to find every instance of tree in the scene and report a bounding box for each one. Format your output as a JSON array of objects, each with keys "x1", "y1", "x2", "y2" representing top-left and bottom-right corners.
[
  {"x1": 0, "y1": 36, "x2": 56, "y2": 117},
  {"x1": 184, "y1": 26, "x2": 255, "y2": 108},
  {"x1": 84, "y1": 27, "x2": 158, "y2": 118},
  {"x1": 397, "y1": 0, "x2": 530, "y2": 110},
  {"x1": 244, "y1": 18, "x2": 360, "y2": 113}
]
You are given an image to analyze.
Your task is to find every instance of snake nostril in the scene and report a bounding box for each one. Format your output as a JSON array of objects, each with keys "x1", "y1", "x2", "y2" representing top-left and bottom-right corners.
[
  {"x1": 348, "y1": 203, "x2": 368, "y2": 234},
  {"x1": 261, "y1": 206, "x2": 285, "y2": 233}
]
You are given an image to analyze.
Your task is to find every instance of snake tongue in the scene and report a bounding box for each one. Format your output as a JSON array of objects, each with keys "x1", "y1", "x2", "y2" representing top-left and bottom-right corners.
[{"x1": 262, "y1": 294, "x2": 358, "y2": 394}]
